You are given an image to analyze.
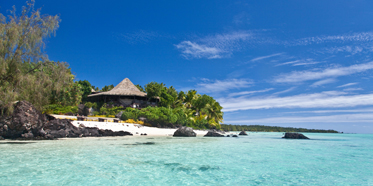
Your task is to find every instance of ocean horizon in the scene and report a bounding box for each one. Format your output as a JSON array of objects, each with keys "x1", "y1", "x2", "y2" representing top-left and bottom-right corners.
[{"x1": 0, "y1": 132, "x2": 372, "y2": 185}]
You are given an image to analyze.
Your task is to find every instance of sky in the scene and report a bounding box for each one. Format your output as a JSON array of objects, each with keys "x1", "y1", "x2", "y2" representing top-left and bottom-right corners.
[{"x1": 2, "y1": 0, "x2": 373, "y2": 133}]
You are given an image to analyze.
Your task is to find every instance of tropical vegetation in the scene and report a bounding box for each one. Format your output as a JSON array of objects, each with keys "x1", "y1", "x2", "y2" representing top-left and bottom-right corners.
[
  {"x1": 0, "y1": 1, "x2": 224, "y2": 130},
  {"x1": 220, "y1": 124, "x2": 339, "y2": 133}
]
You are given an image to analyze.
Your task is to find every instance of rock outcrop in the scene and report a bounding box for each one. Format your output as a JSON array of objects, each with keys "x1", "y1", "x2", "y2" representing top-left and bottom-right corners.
[
  {"x1": 98, "y1": 129, "x2": 132, "y2": 136},
  {"x1": 0, "y1": 101, "x2": 133, "y2": 140},
  {"x1": 204, "y1": 129, "x2": 225, "y2": 137},
  {"x1": 239, "y1": 131, "x2": 248, "y2": 135},
  {"x1": 173, "y1": 126, "x2": 196, "y2": 137},
  {"x1": 282, "y1": 133, "x2": 309, "y2": 139},
  {"x1": 0, "y1": 101, "x2": 47, "y2": 139}
]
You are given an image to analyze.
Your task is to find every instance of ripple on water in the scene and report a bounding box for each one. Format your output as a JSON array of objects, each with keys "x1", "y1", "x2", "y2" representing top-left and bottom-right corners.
[{"x1": 0, "y1": 133, "x2": 372, "y2": 185}]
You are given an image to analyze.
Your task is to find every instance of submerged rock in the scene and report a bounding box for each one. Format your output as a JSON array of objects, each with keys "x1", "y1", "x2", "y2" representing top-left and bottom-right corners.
[
  {"x1": 239, "y1": 131, "x2": 248, "y2": 135},
  {"x1": 173, "y1": 126, "x2": 196, "y2": 137},
  {"x1": 204, "y1": 129, "x2": 224, "y2": 137},
  {"x1": 232, "y1": 135, "x2": 238, "y2": 137},
  {"x1": 282, "y1": 133, "x2": 309, "y2": 139}
]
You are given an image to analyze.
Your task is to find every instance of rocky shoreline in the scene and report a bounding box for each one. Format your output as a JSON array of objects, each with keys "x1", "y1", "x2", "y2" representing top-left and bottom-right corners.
[{"x1": 0, "y1": 101, "x2": 133, "y2": 140}]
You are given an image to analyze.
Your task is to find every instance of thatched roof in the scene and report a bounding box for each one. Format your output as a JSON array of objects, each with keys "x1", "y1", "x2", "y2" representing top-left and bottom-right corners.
[{"x1": 88, "y1": 78, "x2": 147, "y2": 97}]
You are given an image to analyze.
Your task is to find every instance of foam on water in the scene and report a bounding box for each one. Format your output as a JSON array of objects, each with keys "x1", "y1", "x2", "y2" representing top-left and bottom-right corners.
[{"x1": 0, "y1": 133, "x2": 372, "y2": 185}]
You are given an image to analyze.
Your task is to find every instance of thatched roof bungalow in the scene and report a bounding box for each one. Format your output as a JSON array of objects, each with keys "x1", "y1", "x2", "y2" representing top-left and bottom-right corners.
[{"x1": 87, "y1": 78, "x2": 158, "y2": 108}]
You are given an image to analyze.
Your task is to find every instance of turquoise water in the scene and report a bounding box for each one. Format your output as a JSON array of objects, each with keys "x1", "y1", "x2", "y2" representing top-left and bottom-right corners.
[{"x1": 0, "y1": 133, "x2": 372, "y2": 185}]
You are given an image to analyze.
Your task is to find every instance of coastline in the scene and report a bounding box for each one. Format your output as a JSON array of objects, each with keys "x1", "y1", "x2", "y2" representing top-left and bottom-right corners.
[
  {"x1": 71, "y1": 120, "x2": 210, "y2": 137},
  {"x1": 51, "y1": 114, "x2": 211, "y2": 137}
]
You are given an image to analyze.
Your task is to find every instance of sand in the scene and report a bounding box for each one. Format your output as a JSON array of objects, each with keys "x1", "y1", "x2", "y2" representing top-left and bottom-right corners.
[{"x1": 71, "y1": 120, "x2": 209, "y2": 137}]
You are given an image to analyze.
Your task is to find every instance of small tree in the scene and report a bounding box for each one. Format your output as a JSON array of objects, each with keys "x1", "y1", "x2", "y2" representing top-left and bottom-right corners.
[{"x1": 0, "y1": 1, "x2": 81, "y2": 113}]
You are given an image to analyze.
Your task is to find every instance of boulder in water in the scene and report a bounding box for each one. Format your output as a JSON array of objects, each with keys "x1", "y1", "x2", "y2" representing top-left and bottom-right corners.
[
  {"x1": 173, "y1": 126, "x2": 196, "y2": 137},
  {"x1": 239, "y1": 131, "x2": 248, "y2": 135},
  {"x1": 204, "y1": 129, "x2": 224, "y2": 137},
  {"x1": 282, "y1": 133, "x2": 309, "y2": 139}
]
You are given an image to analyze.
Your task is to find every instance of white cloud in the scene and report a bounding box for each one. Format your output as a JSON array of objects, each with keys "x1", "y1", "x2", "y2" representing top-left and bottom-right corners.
[
  {"x1": 291, "y1": 32, "x2": 373, "y2": 46},
  {"x1": 275, "y1": 59, "x2": 319, "y2": 66},
  {"x1": 323, "y1": 46, "x2": 364, "y2": 55},
  {"x1": 286, "y1": 108, "x2": 373, "y2": 114},
  {"x1": 227, "y1": 113, "x2": 373, "y2": 124},
  {"x1": 310, "y1": 78, "x2": 336, "y2": 87},
  {"x1": 196, "y1": 78, "x2": 253, "y2": 93},
  {"x1": 228, "y1": 88, "x2": 274, "y2": 97},
  {"x1": 343, "y1": 88, "x2": 363, "y2": 92},
  {"x1": 272, "y1": 87, "x2": 296, "y2": 95},
  {"x1": 274, "y1": 62, "x2": 373, "y2": 83},
  {"x1": 219, "y1": 91, "x2": 373, "y2": 112},
  {"x1": 337, "y1": 82, "x2": 358, "y2": 88},
  {"x1": 250, "y1": 53, "x2": 284, "y2": 62},
  {"x1": 175, "y1": 31, "x2": 253, "y2": 59},
  {"x1": 175, "y1": 41, "x2": 223, "y2": 59},
  {"x1": 119, "y1": 30, "x2": 162, "y2": 44}
]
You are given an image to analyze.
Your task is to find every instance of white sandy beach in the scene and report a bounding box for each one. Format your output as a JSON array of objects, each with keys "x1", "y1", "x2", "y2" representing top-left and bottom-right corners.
[
  {"x1": 51, "y1": 115, "x2": 230, "y2": 137},
  {"x1": 70, "y1": 120, "x2": 209, "y2": 137}
]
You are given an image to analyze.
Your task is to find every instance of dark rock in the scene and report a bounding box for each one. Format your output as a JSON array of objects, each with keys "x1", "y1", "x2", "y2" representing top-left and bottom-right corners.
[
  {"x1": 173, "y1": 126, "x2": 196, "y2": 137},
  {"x1": 232, "y1": 135, "x2": 238, "y2": 137},
  {"x1": 0, "y1": 101, "x2": 48, "y2": 139},
  {"x1": 21, "y1": 132, "x2": 34, "y2": 138},
  {"x1": 115, "y1": 111, "x2": 124, "y2": 119},
  {"x1": 83, "y1": 127, "x2": 101, "y2": 137},
  {"x1": 204, "y1": 129, "x2": 224, "y2": 137},
  {"x1": 239, "y1": 131, "x2": 248, "y2": 135},
  {"x1": 98, "y1": 129, "x2": 132, "y2": 136},
  {"x1": 282, "y1": 133, "x2": 309, "y2": 139},
  {"x1": 226, "y1": 135, "x2": 230, "y2": 137},
  {"x1": 0, "y1": 136, "x2": 4, "y2": 140},
  {"x1": 0, "y1": 101, "x2": 133, "y2": 140},
  {"x1": 77, "y1": 104, "x2": 85, "y2": 116}
]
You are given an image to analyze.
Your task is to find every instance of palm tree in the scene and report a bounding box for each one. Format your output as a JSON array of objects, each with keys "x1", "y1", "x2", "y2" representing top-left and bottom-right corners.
[
  {"x1": 204, "y1": 100, "x2": 223, "y2": 124},
  {"x1": 184, "y1": 90, "x2": 198, "y2": 109}
]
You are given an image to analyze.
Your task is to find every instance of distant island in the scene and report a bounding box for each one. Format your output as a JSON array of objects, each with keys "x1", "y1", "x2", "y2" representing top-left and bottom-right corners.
[{"x1": 221, "y1": 124, "x2": 339, "y2": 133}]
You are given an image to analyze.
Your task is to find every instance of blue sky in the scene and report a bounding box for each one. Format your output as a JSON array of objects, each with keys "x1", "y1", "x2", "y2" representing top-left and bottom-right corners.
[{"x1": 3, "y1": 0, "x2": 373, "y2": 133}]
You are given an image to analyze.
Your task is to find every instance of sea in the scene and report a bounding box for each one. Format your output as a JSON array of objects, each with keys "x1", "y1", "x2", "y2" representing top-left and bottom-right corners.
[{"x1": 0, "y1": 132, "x2": 372, "y2": 185}]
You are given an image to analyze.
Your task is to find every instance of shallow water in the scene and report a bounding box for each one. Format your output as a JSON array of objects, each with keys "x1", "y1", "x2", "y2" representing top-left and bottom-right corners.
[{"x1": 0, "y1": 133, "x2": 372, "y2": 185}]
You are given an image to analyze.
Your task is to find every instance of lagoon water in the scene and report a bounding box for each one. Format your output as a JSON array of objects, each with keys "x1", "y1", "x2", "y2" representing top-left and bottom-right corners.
[{"x1": 0, "y1": 133, "x2": 372, "y2": 185}]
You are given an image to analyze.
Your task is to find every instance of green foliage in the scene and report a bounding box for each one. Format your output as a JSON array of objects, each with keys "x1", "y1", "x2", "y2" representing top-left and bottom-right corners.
[
  {"x1": 220, "y1": 124, "x2": 339, "y2": 133},
  {"x1": 43, "y1": 104, "x2": 78, "y2": 115},
  {"x1": 98, "y1": 105, "x2": 125, "y2": 116},
  {"x1": 135, "y1": 84, "x2": 145, "y2": 92},
  {"x1": 0, "y1": 1, "x2": 83, "y2": 114},
  {"x1": 91, "y1": 86, "x2": 100, "y2": 92},
  {"x1": 144, "y1": 81, "x2": 165, "y2": 101},
  {"x1": 100, "y1": 84, "x2": 114, "y2": 92},
  {"x1": 121, "y1": 107, "x2": 140, "y2": 120},
  {"x1": 128, "y1": 81, "x2": 225, "y2": 129},
  {"x1": 84, "y1": 102, "x2": 97, "y2": 109},
  {"x1": 77, "y1": 80, "x2": 92, "y2": 103}
]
